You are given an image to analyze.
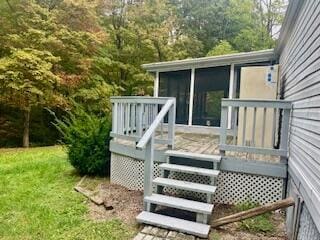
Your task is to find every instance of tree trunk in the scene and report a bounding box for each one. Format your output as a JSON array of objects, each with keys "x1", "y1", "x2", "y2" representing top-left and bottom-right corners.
[{"x1": 23, "y1": 108, "x2": 30, "y2": 148}]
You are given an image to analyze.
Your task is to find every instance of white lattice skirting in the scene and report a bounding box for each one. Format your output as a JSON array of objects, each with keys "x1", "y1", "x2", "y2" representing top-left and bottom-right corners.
[{"x1": 110, "y1": 153, "x2": 284, "y2": 205}]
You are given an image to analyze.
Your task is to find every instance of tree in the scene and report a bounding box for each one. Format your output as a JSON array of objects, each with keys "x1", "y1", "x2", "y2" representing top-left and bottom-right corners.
[
  {"x1": 0, "y1": 49, "x2": 61, "y2": 147},
  {"x1": 232, "y1": 27, "x2": 275, "y2": 52},
  {"x1": 253, "y1": 0, "x2": 286, "y2": 38},
  {"x1": 0, "y1": 0, "x2": 287, "y2": 147},
  {"x1": 207, "y1": 40, "x2": 238, "y2": 56},
  {"x1": 170, "y1": 0, "x2": 231, "y2": 54},
  {"x1": 227, "y1": 0, "x2": 285, "y2": 51}
]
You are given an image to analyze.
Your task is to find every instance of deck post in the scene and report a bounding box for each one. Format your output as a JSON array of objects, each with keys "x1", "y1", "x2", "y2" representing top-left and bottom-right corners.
[
  {"x1": 280, "y1": 108, "x2": 291, "y2": 163},
  {"x1": 168, "y1": 100, "x2": 176, "y2": 149},
  {"x1": 227, "y1": 63, "x2": 235, "y2": 128},
  {"x1": 188, "y1": 68, "x2": 195, "y2": 126},
  {"x1": 143, "y1": 134, "x2": 155, "y2": 211},
  {"x1": 112, "y1": 102, "x2": 118, "y2": 133},
  {"x1": 154, "y1": 71, "x2": 159, "y2": 97},
  {"x1": 220, "y1": 105, "x2": 228, "y2": 156}
]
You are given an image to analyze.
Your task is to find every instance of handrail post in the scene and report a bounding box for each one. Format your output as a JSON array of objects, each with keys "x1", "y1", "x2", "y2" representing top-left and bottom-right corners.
[
  {"x1": 168, "y1": 99, "x2": 176, "y2": 149},
  {"x1": 220, "y1": 104, "x2": 228, "y2": 156},
  {"x1": 280, "y1": 108, "x2": 291, "y2": 163},
  {"x1": 143, "y1": 133, "x2": 154, "y2": 211}
]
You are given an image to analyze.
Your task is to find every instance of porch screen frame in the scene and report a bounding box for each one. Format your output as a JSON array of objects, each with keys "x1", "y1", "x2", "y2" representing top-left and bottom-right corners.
[{"x1": 154, "y1": 64, "x2": 236, "y2": 128}]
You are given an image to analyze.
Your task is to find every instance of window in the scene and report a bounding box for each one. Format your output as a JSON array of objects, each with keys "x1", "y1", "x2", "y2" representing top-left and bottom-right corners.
[{"x1": 192, "y1": 66, "x2": 230, "y2": 126}]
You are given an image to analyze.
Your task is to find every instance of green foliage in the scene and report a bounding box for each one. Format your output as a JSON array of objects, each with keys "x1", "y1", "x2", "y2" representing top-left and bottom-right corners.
[
  {"x1": 233, "y1": 28, "x2": 275, "y2": 52},
  {"x1": 235, "y1": 201, "x2": 275, "y2": 233},
  {"x1": 210, "y1": 231, "x2": 221, "y2": 240},
  {"x1": 0, "y1": 48, "x2": 61, "y2": 110},
  {"x1": 171, "y1": 0, "x2": 282, "y2": 54},
  {"x1": 0, "y1": 0, "x2": 286, "y2": 147},
  {"x1": 207, "y1": 40, "x2": 238, "y2": 56},
  {"x1": 52, "y1": 104, "x2": 112, "y2": 176}
]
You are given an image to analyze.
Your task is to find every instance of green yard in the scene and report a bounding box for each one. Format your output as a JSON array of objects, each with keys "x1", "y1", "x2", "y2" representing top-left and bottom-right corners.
[{"x1": 0, "y1": 146, "x2": 135, "y2": 240}]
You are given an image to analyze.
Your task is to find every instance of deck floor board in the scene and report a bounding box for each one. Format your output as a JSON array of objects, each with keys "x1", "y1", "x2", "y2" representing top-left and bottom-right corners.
[{"x1": 114, "y1": 132, "x2": 280, "y2": 162}]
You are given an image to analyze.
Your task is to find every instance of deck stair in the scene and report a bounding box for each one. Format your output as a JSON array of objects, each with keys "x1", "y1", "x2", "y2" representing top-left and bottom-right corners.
[{"x1": 136, "y1": 150, "x2": 221, "y2": 238}]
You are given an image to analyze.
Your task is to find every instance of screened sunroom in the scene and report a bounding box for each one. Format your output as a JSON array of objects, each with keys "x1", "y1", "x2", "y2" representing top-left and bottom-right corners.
[{"x1": 142, "y1": 49, "x2": 278, "y2": 131}]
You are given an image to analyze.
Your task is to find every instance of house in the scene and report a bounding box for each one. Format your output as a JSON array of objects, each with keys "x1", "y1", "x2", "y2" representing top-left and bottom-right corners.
[{"x1": 109, "y1": 0, "x2": 320, "y2": 239}]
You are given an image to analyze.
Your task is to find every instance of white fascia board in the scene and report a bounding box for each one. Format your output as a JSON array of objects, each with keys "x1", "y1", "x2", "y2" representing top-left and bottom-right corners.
[{"x1": 142, "y1": 49, "x2": 276, "y2": 72}]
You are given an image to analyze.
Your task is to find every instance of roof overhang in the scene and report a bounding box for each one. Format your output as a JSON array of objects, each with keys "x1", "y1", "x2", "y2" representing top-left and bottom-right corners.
[{"x1": 142, "y1": 49, "x2": 276, "y2": 72}]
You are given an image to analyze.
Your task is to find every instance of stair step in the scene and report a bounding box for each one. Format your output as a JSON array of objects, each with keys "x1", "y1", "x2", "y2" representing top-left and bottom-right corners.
[
  {"x1": 136, "y1": 211, "x2": 210, "y2": 238},
  {"x1": 153, "y1": 177, "x2": 217, "y2": 194},
  {"x1": 145, "y1": 194, "x2": 214, "y2": 214},
  {"x1": 165, "y1": 150, "x2": 221, "y2": 162},
  {"x1": 160, "y1": 163, "x2": 220, "y2": 177}
]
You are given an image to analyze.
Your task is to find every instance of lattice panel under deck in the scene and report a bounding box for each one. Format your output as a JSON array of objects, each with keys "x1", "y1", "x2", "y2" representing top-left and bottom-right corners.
[
  {"x1": 110, "y1": 153, "x2": 284, "y2": 205},
  {"x1": 213, "y1": 171, "x2": 283, "y2": 204},
  {"x1": 111, "y1": 153, "x2": 161, "y2": 191}
]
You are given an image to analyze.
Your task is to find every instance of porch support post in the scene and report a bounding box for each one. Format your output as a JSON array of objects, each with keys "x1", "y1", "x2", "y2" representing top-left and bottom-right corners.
[
  {"x1": 228, "y1": 63, "x2": 235, "y2": 129},
  {"x1": 280, "y1": 108, "x2": 291, "y2": 163},
  {"x1": 153, "y1": 71, "x2": 159, "y2": 97},
  {"x1": 188, "y1": 68, "x2": 195, "y2": 126},
  {"x1": 143, "y1": 134, "x2": 154, "y2": 211}
]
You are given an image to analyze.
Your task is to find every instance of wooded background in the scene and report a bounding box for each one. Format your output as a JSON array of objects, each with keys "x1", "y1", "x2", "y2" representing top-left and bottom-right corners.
[{"x1": 0, "y1": 0, "x2": 286, "y2": 147}]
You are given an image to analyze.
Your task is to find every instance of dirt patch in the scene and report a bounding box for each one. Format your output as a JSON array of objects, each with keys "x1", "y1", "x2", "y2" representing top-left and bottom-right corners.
[
  {"x1": 86, "y1": 182, "x2": 143, "y2": 225},
  {"x1": 80, "y1": 179, "x2": 287, "y2": 239}
]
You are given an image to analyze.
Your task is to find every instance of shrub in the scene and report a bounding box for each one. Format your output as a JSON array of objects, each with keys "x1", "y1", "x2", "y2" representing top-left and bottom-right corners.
[
  {"x1": 51, "y1": 104, "x2": 111, "y2": 176},
  {"x1": 235, "y1": 201, "x2": 274, "y2": 233}
]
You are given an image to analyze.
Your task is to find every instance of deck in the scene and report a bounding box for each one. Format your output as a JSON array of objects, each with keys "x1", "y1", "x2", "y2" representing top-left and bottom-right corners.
[
  {"x1": 114, "y1": 131, "x2": 280, "y2": 162},
  {"x1": 110, "y1": 96, "x2": 292, "y2": 238},
  {"x1": 115, "y1": 132, "x2": 219, "y2": 154}
]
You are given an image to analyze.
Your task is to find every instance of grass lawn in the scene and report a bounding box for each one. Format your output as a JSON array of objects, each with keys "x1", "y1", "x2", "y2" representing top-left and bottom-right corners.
[{"x1": 0, "y1": 146, "x2": 135, "y2": 240}]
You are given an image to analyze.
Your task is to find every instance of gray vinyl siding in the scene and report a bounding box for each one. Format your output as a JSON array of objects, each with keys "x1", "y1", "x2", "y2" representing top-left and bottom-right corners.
[
  {"x1": 297, "y1": 204, "x2": 320, "y2": 240},
  {"x1": 279, "y1": 0, "x2": 320, "y2": 234}
]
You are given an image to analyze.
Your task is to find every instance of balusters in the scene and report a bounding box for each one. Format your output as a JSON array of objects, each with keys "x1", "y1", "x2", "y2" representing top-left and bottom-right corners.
[
  {"x1": 242, "y1": 107, "x2": 247, "y2": 146},
  {"x1": 130, "y1": 103, "x2": 135, "y2": 135},
  {"x1": 251, "y1": 107, "x2": 257, "y2": 146},
  {"x1": 232, "y1": 107, "x2": 238, "y2": 145},
  {"x1": 271, "y1": 108, "x2": 277, "y2": 147},
  {"x1": 119, "y1": 103, "x2": 123, "y2": 134},
  {"x1": 125, "y1": 103, "x2": 130, "y2": 135},
  {"x1": 261, "y1": 107, "x2": 267, "y2": 147},
  {"x1": 137, "y1": 103, "x2": 143, "y2": 137}
]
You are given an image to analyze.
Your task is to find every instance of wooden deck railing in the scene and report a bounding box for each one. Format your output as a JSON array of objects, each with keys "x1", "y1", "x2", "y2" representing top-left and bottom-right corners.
[
  {"x1": 219, "y1": 99, "x2": 292, "y2": 161},
  {"x1": 110, "y1": 96, "x2": 176, "y2": 147},
  {"x1": 110, "y1": 96, "x2": 176, "y2": 206}
]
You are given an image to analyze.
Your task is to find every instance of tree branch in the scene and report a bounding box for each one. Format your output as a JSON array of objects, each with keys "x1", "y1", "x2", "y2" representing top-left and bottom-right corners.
[
  {"x1": 5, "y1": 0, "x2": 14, "y2": 12},
  {"x1": 212, "y1": 197, "x2": 295, "y2": 228}
]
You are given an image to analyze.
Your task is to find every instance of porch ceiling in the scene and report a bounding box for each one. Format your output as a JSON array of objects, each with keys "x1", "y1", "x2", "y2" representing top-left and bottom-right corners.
[{"x1": 142, "y1": 49, "x2": 276, "y2": 72}]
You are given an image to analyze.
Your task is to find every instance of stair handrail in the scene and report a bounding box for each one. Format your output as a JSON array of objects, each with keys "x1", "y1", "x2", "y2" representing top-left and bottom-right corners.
[{"x1": 136, "y1": 98, "x2": 176, "y2": 210}]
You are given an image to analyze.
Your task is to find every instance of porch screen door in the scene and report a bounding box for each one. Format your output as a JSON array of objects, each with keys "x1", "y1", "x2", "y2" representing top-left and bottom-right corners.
[{"x1": 159, "y1": 70, "x2": 191, "y2": 124}]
